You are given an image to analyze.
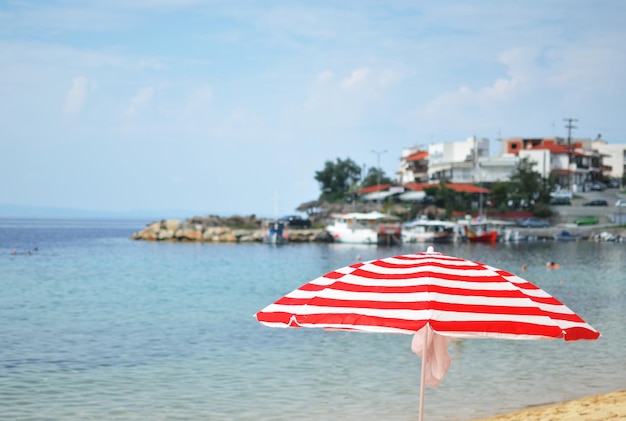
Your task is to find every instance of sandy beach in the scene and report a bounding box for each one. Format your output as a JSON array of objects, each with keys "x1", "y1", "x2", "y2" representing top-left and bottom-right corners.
[{"x1": 472, "y1": 390, "x2": 626, "y2": 421}]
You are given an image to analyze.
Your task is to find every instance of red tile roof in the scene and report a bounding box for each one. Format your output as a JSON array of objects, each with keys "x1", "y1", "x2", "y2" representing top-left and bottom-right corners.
[
  {"x1": 404, "y1": 182, "x2": 490, "y2": 194},
  {"x1": 406, "y1": 151, "x2": 429, "y2": 161},
  {"x1": 356, "y1": 184, "x2": 393, "y2": 194},
  {"x1": 358, "y1": 182, "x2": 491, "y2": 195}
]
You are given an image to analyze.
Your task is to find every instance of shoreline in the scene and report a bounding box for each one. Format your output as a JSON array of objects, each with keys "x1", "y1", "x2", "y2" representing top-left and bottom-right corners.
[
  {"x1": 129, "y1": 217, "x2": 626, "y2": 243},
  {"x1": 470, "y1": 390, "x2": 626, "y2": 421}
]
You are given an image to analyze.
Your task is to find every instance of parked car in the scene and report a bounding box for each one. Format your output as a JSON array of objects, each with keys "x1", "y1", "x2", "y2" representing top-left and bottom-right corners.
[
  {"x1": 607, "y1": 179, "x2": 621, "y2": 188},
  {"x1": 550, "y1": 190, "x2": 573, "y2": 199},
  {"x1": 583, "y1": 200, "x2": 608, "y2": 206},
  {"x1": 518, "y1": 217, "x2": 550, "y2": 228},
  {"x1": 574, "y1": 216, "x2": 599, "y2": 226},
  {"x1": 616, "y1": 200, "x2": 626, "y2": 207},
  {"x1": 550, "y1": 197, "x2": 571, "y2": 206},
  {"x1": 278, "y1": 215, "x2": 311, "y2": 229},
  {"x1": 591, "y1": 182, "x2": 606, "y2": 191}
]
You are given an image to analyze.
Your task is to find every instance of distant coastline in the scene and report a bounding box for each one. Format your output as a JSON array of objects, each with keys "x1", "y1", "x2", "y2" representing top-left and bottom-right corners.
[
  {"x1": 0, "y1": 204, "x2": 211, "y2": 220},
  {"x1": 129, "y1": 215, "x2": 626, "y2": 244}
]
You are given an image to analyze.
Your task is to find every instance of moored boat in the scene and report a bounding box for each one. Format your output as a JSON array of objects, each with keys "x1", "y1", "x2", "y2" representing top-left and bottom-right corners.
[
  {"x1": 326, "y1": 211, "x2": 402, "y2": 245},
  {"x1": 463, "y1": 225, "x2": 498, "y2": 243},
  {"x1": 263, "y1": 220, "x2": 289, "y2": 244},
  {"x1": 553, "y1": 230, "x2": 583, "y2": 241},
  {"x1": 457, "y1": 216, "x2": 517, "y2": 243},
  {"x1": 402, "y1": 217, "x2": 457, "y2": 243}
]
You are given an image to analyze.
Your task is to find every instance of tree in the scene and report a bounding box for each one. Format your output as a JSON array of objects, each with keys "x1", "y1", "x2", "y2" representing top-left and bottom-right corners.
[
  {"x1": 490, "y1": 182, "x2": 512, "y2": 212},
  {"x1": 509, "y1": 156, "x2": 550, "y2": 210},
  {"x1": 361, "y1": 167, "x2": 393, "y2": 189},
  {"x1": 314, "y1": 158, "x2": 362, "y2": 203}
]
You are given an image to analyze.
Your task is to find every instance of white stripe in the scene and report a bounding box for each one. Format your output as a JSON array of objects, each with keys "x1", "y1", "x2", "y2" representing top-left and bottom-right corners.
[
  {"x1": 286, "y1": 289, "x2": 547, "y2": 308},
  {"x1": 259, "y1": 321, "x2": 562, "y2": 339},
  {"x1": 300, "y1": 324, "x2": 415, "y2": 334},
  {"x1": 532, "y1": 302, "x2": 577, "y2": 315},
  {"x1": 356, "y1": 265, "x2": 494, "y2": 278},
  {"x1": 316, "y1": 273, "x2": 517, "y2": 289},
  {"x1": 263, "y1": 304, "x2": 560, "y2": 325}
]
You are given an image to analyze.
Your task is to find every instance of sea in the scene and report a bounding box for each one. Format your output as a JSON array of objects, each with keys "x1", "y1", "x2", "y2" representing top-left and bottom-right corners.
[{"x1": 1, "y1": 218, "x2": 625, "y2": 421}]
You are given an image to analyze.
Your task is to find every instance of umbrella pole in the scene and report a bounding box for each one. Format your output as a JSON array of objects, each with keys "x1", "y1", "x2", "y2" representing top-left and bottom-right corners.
[{"x1": 418, "y1": 326, "x2": 429, "y2": 421}]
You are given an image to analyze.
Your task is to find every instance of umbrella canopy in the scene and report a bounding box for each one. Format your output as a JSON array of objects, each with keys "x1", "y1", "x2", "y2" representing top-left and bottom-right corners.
[{"x1": 255, "y1": 247, "x2": 600, "y2": 420}]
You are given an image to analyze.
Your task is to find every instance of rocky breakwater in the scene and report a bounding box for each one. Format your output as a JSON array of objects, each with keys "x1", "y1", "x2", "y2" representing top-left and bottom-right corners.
[{"x1": 130, "y1": 214, "x2": 330, "y2": 243}]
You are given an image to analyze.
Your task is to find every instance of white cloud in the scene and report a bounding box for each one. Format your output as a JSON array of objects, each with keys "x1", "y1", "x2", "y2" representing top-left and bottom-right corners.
[
  {"x1": 410, "y1": 47, "x2": 544, "y2": 134},
  {"x1": 123, "y1": 87, "x2": 154, "y2": 118},
  {"x1": 63, "y1": 76, "x2": 89, "y2": 115},
  {"x1": 303, "y1": 66, "x2": 399, "y2": 122},
  {"x1": 341, "y1": 68, "x2": 370, "y2": 90}
]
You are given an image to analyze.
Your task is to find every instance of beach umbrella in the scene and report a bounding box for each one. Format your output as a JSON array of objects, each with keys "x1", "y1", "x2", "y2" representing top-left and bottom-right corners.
[{"x1": 255, "y1": 246, "x2": 600, "y2": 421}]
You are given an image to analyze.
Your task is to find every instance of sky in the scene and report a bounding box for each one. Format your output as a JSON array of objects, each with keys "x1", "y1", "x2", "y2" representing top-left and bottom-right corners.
[{"x1": 2, "y1": 1, "x2": 626, "y2": 218}]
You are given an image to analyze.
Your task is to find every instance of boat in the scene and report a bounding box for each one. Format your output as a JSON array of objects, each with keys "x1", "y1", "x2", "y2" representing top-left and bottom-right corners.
[
  {"x1": 463, "y1": 225, "x2": 498, "y2": 243},
  {"x1": 508, "y1": 231, "x2": 538, "y2": 242},
  {"x1": 553, "y1": 230, "x2": 583, "y2": 241},
  {"x1": 262, "y1": 220, "x2": 289, "y2": 244},
  {"x1": 457, "y1": 216, "x2": 517, "y2": 243},
  {"x1": 402, "y1": 217, "x2": 457, "y2": 243},
  {"x1": 326, "y1": 211, "x2": 402, "y2": 245}
]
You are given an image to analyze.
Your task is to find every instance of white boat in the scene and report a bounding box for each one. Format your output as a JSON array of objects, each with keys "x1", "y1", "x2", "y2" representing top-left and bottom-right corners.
[
  {"x1": 262, "y1": 220, "x2": 289, "y2": 244},
  {"x1": 402, "y1": 217, "x2": 457, "y2": 243},
  {"x1": 326, "y1": 211, "x2": 402, "y2": 245}
]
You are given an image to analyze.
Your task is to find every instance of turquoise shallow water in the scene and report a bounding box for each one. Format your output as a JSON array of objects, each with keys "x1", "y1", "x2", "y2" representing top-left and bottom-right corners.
[{"x1": 1, "y1": 218, "x2": 625, "y2": 420}]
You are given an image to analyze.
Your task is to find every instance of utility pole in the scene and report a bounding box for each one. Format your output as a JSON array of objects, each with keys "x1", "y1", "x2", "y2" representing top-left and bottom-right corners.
[
  {"x1": 371, "y1": 149, "x2": 387, "y2": 205},
  {"x1": 564, "y1": 118, "x2": 578, "y2": 191}
]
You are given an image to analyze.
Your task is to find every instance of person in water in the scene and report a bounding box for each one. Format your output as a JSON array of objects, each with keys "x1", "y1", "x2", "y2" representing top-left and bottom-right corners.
[{"x1": 546, "y1": 261, "x2": 560, "y2": 270}]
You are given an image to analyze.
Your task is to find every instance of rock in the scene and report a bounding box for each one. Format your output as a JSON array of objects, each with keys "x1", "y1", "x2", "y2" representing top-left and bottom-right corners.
[
  {"x1": 218, "y1": 232, "x2": 238, "y2": 242},
  {"x1": 163, "y1": 219, "x2": 182, "y2": 231},
  {"x1": 176, "y1": 228, "x2": 203, "y2": 241},
  {"x1": 157, "y1": 229, "x2": 175, "y2": 241},
  {"x1": 146, "y1": 222, "x2": 161, "y2": 234},
  {"x1": 130, "y1": 228, "x2": 157, "y2": 241}
]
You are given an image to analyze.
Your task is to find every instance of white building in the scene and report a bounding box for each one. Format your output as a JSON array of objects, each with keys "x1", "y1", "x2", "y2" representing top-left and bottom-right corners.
[
  {"x1": 476, "y1": 155, "x2": 519, "y2": 182},
  {"x1": 396, "y1": 146, "x2": 429, "y2": 184},
  {"x1": 427, "y1": 136, "x2": 490, "y2": 183},
  {"x1": 394, "y1": 135, "x2": 624, "y2": 193},
  {"x1": 592, "y1": 137, "x2": 626, "y2": 180}
]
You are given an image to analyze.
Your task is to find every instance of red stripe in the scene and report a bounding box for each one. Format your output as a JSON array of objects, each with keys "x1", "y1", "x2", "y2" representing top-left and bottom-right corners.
[
  {"x1": 298, "y1": 283, "x2": 329, "y2": 292},
  {"x1": 258, "y1": 312, "x2": 570, "y2": 339},
  {"x1": 347, "y1": 268, "x2": 503, "y2": 282},
  {"x1": 275, "y1": 297, "x2": 553, "y2": 316},
  {"x1": 509, "y1": 281, "x2": 542, "y2": 291},
  {"x1": 372, "y1": 259, "x2": 480, "y2": 271},
  {"x1": 563, "y1": 326, "x2": 600, "y2": 340},
  {"x1": 305, "y1": 280, "x2": 530, "y2": 298},
  {"x1": 321, "y1": 271, "x2": 346, "y2": 280},
  {"x1": 430, "y1": 320, "x2": 564, "y2": 338}
]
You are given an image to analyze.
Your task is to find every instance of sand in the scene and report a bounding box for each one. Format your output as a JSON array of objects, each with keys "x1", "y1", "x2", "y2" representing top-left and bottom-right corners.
[{"x1": 471, "y1": 390, "x2": 626, "y2": 421}]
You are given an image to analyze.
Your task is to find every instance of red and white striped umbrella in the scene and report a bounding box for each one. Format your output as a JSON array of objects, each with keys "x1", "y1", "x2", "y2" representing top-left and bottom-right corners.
[{"x1": 255, "y1": 247, "x2": 600, "y2": 420}]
